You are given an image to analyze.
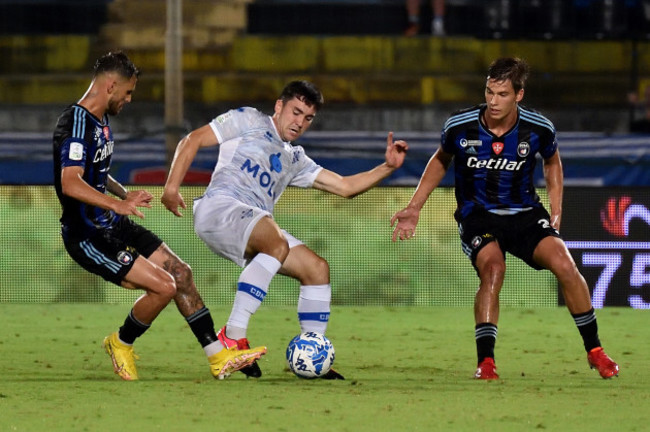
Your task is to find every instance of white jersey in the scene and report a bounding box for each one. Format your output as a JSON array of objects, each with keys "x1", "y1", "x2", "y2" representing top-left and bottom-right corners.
[{"x1": 205, "y1": 107, "x2": 323, "y2": 213}]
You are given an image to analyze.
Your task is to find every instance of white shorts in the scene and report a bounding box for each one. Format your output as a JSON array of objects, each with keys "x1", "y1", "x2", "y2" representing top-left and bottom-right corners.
[{"x1": 193, "y1": 195, "x2": 303, "y2": 268}]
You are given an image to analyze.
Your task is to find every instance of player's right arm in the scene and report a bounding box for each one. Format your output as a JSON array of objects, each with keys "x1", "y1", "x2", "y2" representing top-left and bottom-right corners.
[
  {"x1": 60, "y1": 166, "x2": 151, "y2": 219},
  {"x1": 390, "y1": 147, "x2": 453, "y2": 242},
  {"x1": 162, "y1": 124, "x2": 220, "y2": 217}
]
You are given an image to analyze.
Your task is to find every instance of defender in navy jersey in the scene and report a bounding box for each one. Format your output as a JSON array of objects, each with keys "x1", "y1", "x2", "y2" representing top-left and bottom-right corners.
[
  {"x1": 53, "y1": 51, "x2": 265, "y2": 381},
  {"x1": 391, "y1": 57, "x2": 618, "y2": 380},
  {"x1": 162, "y1": 80, "x2": 409, "y2": 379}
]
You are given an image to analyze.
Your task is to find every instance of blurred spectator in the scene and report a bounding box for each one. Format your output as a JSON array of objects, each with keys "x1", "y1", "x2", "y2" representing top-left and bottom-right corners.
[
  {"x1": 404, "y1": 0, "x2": 445, "y2": 36},
  {"x1": 628, "y1": 85, "x2": 650, "y2": 133}
]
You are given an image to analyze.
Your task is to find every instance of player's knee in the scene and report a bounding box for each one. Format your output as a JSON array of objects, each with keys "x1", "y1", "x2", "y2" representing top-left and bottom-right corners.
[
  {"x1": 302, "y1": 256, "x2": 330, "y2": 285},
  {"x1": 156, "y1": 271, "x2": 177, "y2": 300},
  {"x1": 170, "y1": 259, "x2": 194, "y2": 286},
  {"x1": 481, "y1": 260, "x2": 506, "y2": 280},
  {"x1": 266, "y1": 240, "x2": 291, "y2": 263},
  {"x1": 552, "y1": 258, "x2": 580, "y2": 281}
]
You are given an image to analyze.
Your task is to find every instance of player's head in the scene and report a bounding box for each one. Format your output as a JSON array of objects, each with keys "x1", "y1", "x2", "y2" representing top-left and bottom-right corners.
[
  {"x1": 486, "y1": 57, "x2": 529, "y2": 93},
  {"x1": 92, "y1": 51, "x2": 140, "y2": 116},
  {"x1": 273, "y1": 81, "x2": 324, "y2": 141},
  {"x1": 279, "y1": 81, "x2": 324, "y2": 112},
  {"x1": 484, "y1": 57, "x2": 527, "y2": 123},
  {"x1": 93, "y1": 51, "x2": 140, "y2": 80}
]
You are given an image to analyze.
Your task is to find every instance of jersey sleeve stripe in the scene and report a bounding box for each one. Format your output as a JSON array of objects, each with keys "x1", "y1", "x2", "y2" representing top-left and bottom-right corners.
[
  {"x1": 72, "y1": 106, "x2": 87, "y2": 139},
  {"x1": 519, "y1": 108, "x2": 555, "y2": 133}
]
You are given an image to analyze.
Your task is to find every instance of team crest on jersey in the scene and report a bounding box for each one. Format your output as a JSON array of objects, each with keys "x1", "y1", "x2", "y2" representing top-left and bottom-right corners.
[
  {"x1": 103, "y1": 127, "x2": 110, "y2": 141},
  {"x1": 117, "y1": 251, "x2": 133, "y2": 265},
  {"x1": 492, "y1": 142, "x2": 504, "y2": 155},
  {"x1": 269, "y1": 152, "x2": 283, "y2": 172},
  {"x1": 517, "y1": 142, "x2": 530, "y2": 157}
]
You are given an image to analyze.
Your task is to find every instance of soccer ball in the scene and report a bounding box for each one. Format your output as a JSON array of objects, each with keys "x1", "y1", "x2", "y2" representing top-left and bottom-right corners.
[{"x1": 286, "y1": 332, "x2": 335, "y2": 378}]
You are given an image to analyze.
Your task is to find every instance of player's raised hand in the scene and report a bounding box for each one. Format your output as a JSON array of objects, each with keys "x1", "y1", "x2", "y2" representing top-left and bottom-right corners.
[
  {"x1": 161, "y1": 189, "x2": 187, "y2": 217},
  {"x1": 115, "y1": 190, "x2": 153, "y2": 219},
  {"x1": 385, "y1": 131, "x2": 408, "y2": 170},
  {"x1": 390, "y1": 206, "x2": 420, "y2": 242}
]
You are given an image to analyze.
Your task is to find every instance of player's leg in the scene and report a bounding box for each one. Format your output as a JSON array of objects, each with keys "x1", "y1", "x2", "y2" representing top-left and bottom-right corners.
[
  {"x1": 222, "y1": 216, "x2": 287, "y2": 340},
  {"x1": 103, "y1": 255, "x2": 177, "y2": 381},
  {"x1": 146, "y1": 243, "x2": 243, "y2": 376},
  {"x1": 533, "y1": 237, "x2": 619, "y2": 378},
  {"x1": 278, "y1": 235, "x2": 344, "y2": 380},
  {"x1": 209, "y1": 216, "x2": 286, "y2": 378},
  {"x1": 192, "y1": 199, "x2": 273, "y2": 377},
  {"x1": 472, "y1": 242, "x2": 506, "y2": 380},
  {"x1": 278, "y1": 241, "x2": 331, "y2": 335}
]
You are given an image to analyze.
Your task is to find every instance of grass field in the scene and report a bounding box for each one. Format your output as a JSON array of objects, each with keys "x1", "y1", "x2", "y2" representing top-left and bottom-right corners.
[{"x1": 0, "y1": 304, "x2": 646, "y2": 432}]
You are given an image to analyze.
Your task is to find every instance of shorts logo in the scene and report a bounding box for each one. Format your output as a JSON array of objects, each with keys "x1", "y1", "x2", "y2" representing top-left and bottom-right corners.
[
  {"x1": 492, "y1": 142, "x2": 504, "y2": 155},
  {"x1": 471, "y1": 236, "x2": 483, "y2": 248},
  {"x1": 517, "y1": 142, "x2": 530, "y2": 157},
  {"x1": 117, "y1": 251, "x2": 133, "y2": 265}
]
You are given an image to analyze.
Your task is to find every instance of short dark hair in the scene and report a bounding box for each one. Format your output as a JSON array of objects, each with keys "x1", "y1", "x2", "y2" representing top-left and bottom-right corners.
[
  {"x1": 486, "y1": 57, "x2": 529, "y2": 93},
  {"x1": 93, "y1": 51, "x2": 140, "y2": 79},
  {"x1": 279, "y1": 80, "x2": 324, "y2": 111}
]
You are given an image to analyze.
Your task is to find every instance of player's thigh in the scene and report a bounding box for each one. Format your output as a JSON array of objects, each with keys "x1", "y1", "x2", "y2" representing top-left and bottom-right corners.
[
  {"x1": 475, "y1": 241, "x2": 507, "y2": 277},
  {"x1": 532, "y1": 236, "x2": 577, "y2": 276},
  {"x1": 121, "y1": 255, "x2": 176, "y2": 295},
  {"x1": 279, "y1": 243, "x2": 329, "y2": 285},
  {"x1": 246, "y1": 216, "x2": 290, "y2": 261}
]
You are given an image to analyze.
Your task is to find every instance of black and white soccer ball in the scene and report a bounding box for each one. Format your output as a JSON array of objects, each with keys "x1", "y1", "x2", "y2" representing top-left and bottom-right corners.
[{"x1": 286, "y1": 332, "x2": 335, "y2": 378}]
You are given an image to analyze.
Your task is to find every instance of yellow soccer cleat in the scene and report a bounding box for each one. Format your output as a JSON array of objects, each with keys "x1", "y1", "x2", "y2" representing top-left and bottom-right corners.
[
  {"x1": 103, "y1": 332, "x2": 139, "y2": 381},
  {"x1": 208, "y1": 345, "x2": 268, "y2": 380}
]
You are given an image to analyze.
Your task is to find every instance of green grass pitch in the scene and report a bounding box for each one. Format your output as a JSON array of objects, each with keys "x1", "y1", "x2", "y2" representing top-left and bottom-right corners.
[{"x1": 0, "y1": 304, "x2": 646, "y2": 432}]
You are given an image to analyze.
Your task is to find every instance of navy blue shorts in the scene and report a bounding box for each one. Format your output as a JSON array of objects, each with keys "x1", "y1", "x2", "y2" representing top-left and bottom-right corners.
[
  {"x1": 458, "y1": 206, "x2": 562, "y2": 271},
  {"x1": 63, "y1": 217, "x2": 163, "y2": 285}
]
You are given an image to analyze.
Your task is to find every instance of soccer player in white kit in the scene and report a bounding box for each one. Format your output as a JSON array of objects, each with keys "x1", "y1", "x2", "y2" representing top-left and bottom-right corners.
[{"x1": 162, "y1": 81, "x2": 408, "y2": 379}]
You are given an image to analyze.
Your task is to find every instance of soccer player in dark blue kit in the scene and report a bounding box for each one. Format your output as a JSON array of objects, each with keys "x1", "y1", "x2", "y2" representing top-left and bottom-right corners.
[
  {"x1": 53, "y1": 51, "x2": 266, "y2": 381},
  {"x1": 391, "y1": 57, "x2": 619, "y2": 380}
]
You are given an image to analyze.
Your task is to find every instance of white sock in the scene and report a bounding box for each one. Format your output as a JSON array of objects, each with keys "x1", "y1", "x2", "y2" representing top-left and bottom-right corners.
[
  {"x1": 297, "y1": 284, "x2": 331, "y2": 334},
  {"x1": 226, "y1": 253, "x2": 281, "y2": 338},
  {"x1": 204, "y1": 341, "x2": 223, "y2": 357}
]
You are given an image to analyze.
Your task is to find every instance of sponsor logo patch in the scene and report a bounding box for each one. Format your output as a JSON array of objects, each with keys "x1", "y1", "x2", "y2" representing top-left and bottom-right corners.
[
  {"x1": 460, "y1": 139, "x2": 482, "y2": 148},
  {"x1": 69, "y1": 142, "x2": 84, "y2": 161}
]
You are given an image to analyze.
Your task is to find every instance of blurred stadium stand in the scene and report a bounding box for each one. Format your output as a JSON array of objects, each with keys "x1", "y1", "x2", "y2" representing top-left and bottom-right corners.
[{"x1": 0, "y1": 0, "x2": 648, "y2": 135}]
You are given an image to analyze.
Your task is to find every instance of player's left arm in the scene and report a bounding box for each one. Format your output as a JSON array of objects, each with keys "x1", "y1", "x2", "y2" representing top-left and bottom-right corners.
[
  {"x1": 312, "y1": 131, "x2": 408, "y2": 198},
  {"x1": 543, "y1": 150, "x2": 563, "y2": 230}
]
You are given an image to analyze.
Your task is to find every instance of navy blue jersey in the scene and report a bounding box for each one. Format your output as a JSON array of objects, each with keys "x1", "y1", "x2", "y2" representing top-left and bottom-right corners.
[
  {"x1": 441, "y1": 104, "x2": 557, "y2": 221},
  {"x1": 53, "y1": 104, "x2": 121, "y2": 239}
]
